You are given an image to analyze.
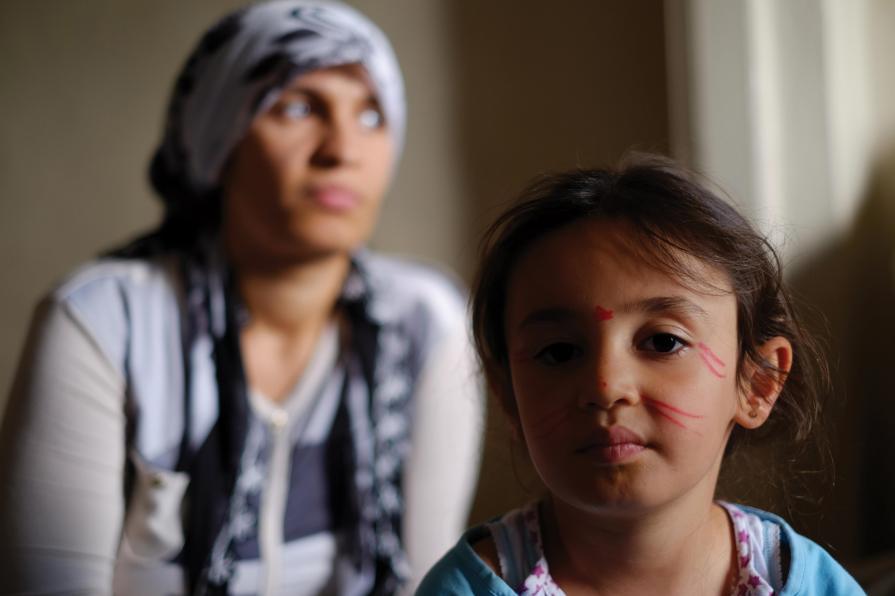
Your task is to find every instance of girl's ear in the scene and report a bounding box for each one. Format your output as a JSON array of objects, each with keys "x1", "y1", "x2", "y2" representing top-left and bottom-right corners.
[{"x1": 735, "y1": 336, "x2": 793, "y2": 429}]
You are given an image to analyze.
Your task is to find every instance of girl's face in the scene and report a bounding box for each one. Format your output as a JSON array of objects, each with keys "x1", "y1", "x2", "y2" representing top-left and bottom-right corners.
[
  {"x1": 502, "y1": 218, "x2": 767, "y2": 517},
  {"x1": 223, "y1": 63, "x2": 394, "y2": 264}
]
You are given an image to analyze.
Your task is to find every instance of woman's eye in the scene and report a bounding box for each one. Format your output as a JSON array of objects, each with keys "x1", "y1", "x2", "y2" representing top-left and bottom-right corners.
[
  {"x1": 282, "y1": 99, "x2": 311, "y2": 120},
  {"x1": 359, "y1": 107, "x2": 384, "y2": 130},
  {"x1": 640, "y1": 333, "x2": 686, "y2": 354},
  {"x1": 534, "y1": 343, "x2": 581, "y2": 365}
]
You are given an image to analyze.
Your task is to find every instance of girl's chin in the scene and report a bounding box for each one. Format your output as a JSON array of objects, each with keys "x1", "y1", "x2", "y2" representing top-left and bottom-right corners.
[
  {"x1": 561, "y1": 499, "x2": 665, "y2": 522},
  {"x1": 546, "y1": 478, "x2": 668, "y2": 516}
]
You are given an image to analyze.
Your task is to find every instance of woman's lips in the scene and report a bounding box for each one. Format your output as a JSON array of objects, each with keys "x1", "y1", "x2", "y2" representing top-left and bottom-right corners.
[
  {"x1": 308, "y1": 185, "x2": 360, "y2": 211},
  {"x1": 575, "y1": 426, "x2": 646, "y2": 464}
]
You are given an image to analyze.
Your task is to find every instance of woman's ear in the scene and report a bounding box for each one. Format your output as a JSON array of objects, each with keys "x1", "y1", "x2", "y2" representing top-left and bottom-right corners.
[{"x1": 735, "y1": 336, "x2": 793, "y2": 429}]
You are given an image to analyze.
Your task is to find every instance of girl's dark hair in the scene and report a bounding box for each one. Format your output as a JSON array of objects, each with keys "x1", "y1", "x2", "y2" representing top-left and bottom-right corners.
[{"x1": 471, "y1": 154, "x2": 829, "y2": 468}]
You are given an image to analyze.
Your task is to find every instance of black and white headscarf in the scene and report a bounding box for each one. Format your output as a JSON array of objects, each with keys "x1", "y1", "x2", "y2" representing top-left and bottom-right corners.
[{"x1": 113, "y1": 2, "x2": 411, "y2": 594}]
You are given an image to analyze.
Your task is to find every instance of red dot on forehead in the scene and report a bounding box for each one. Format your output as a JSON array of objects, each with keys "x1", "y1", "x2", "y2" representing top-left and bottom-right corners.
[{"x1": 595, "y1": 305, "x2": 614, "y2": 321}]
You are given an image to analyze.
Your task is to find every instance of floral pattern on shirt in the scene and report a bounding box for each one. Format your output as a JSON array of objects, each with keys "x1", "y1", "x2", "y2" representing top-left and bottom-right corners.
[{"x1": 723, "y1": 503, "x2": 778, "y2": 595}]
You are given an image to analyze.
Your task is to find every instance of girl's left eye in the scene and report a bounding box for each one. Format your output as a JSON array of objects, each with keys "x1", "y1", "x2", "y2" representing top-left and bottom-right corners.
[
  {"x1": 640, "y1": 333, "x2": 687, "y2": 354},
  {"x1": 359, "y1": 107, "x2": 384, "y2": 130}
]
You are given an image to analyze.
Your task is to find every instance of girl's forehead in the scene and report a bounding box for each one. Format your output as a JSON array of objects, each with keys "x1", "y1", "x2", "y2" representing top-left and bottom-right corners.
[{"x1": 506, "y1": 218, "x2": 735, "y2": 311}]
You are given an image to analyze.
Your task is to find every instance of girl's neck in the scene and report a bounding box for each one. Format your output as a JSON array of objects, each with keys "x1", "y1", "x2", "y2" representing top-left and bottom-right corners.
[{"x1": 543, "y1": 495, "x2": 735, "y2": 596}]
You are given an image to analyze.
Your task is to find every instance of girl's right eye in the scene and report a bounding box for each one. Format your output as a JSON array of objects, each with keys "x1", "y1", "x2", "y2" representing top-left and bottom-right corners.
[
  {"x1": 281, "y1": 99, "x2": 312, "y2": 120},
  {"x1": 534, "y1": 343, "x2": 582, "y2": 365},
  {"x1": 639, "y1": 333, "x2": 687, "y2": 355}
]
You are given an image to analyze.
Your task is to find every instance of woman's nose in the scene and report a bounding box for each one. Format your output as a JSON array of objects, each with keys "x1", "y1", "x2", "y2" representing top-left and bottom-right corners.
[
  {"x1": 577, "y1": 348, "x2": 638, "y2": 410},
  {"x1": 311, "y1": 116, "x2": 359, "y2": 168}
]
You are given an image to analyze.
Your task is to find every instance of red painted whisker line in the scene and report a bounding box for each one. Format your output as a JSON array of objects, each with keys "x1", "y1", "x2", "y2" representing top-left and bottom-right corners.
[
  {"x1": 644, "y1": 401, "x2": 704, "y2": 435},
  {"x1": 649, "y1": 407, "x2": 688, "y2": 429},
  {"x1": 698, "y1": 352, "x2": 726, "y2": 379},
  {"x1": 539, "y1": 407, "x2": 566, "y2": 428},
  {"x1": 697, "y1": 342, "x2": 726, "y2": 368},
  {"x1": 642, "y1": 397, "x2": 703, "y2": 419},
  {"x1": 530, "y1": 407, "x2": 569, "y2": 438}
]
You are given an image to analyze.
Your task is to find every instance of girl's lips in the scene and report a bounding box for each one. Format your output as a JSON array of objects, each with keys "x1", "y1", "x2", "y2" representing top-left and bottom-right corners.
[
  {"x1": 308, "y1": 185, "x2": 360, "y2": 211},
  {"x1": 576, "y1": 426, "x2": 647, "y2": 464}
]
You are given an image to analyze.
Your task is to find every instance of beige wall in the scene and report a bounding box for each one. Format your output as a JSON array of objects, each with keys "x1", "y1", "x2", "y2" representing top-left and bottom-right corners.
[
  {"x1": 0, "y1": 0, "x2": 244, "y2": 398},
  {"x1": 0, "y1": 0, "x2": 669, "y2": 522}
]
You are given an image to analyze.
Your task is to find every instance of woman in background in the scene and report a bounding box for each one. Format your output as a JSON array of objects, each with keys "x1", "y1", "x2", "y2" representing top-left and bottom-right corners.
[{"x1": 0, "y1": 1, "x2": 482, "y2": 594}]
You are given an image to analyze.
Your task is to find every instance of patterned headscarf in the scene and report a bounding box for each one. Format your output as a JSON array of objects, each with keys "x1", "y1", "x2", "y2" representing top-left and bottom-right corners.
[{"x1": 149, "y1": 0, "x2": 405, "y2": 210}]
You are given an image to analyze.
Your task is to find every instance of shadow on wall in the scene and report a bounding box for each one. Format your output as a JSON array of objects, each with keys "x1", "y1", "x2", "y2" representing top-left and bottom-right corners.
[
  {"x1": 447, "y1": 0, "x2": 670, "y2": 277},
  {"x1": 785, "y1": 143, "x2": 895, "y2": 571},
  {"x1": 445, "y1": 0, "x2": 671, "y2": 525}
]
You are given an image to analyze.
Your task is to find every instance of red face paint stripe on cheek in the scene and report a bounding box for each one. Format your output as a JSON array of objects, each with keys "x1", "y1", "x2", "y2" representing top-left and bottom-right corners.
[
  {"x1": 697, "y1": 342, "x2": 726, "y2": 367},
  {"x1": 646, "y1": 407, "x2": 705, "y2": 436},
  {"x1": 642, "y1": 396, "x2": 704, "y2": 435},
  {"x1": 595, "y1": 306, "x2": 613, "y2": 321},
  {"x1": 698, "y1": 353, "x2": 726, "y2": 378},
  {"x1": 697, "y1": 343, "x2": 727, "y2": 378},
  {"x1": 642, "y1": 396, "x2": 703, "y2": 419},
  {"x1": 527, "y1": 406, "x2": 571, "y2": 438},
  {"x1": 649, "y1": 407, "x2": 689, "y2": 429}
]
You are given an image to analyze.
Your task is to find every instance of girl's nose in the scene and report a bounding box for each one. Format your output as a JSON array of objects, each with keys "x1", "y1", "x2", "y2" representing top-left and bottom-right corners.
[{"x1": 578, "y1": 348, "x2": 638, "y2": 410}]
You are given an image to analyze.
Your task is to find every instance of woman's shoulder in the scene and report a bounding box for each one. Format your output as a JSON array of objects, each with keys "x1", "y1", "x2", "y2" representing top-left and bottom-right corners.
[
  {"x1": 52, "y1": 255, "x2": 178, "y2": 304},
  {"x1": 44, "y1": 256, "x2": 181, "y2": 372},
  {"x1": 726, "y1": 503, "x2": 866, "y2": 595}
]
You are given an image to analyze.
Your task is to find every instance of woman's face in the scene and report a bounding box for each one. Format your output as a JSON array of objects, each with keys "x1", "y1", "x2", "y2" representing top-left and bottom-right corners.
[{"x1": 223, "y1": 63, "x2": 395, "y2": 265}]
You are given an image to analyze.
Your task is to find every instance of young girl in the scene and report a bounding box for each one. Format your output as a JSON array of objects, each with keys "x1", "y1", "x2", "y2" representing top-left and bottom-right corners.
[{"x1": 418, "y1": 157, "x2": 864, "y2": 595}]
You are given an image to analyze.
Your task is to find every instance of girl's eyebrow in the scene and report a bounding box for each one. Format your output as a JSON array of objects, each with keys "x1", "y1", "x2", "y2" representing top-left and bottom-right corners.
[{"x1": 621, "y1": 296, "x2": 709, "y2": 320}]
